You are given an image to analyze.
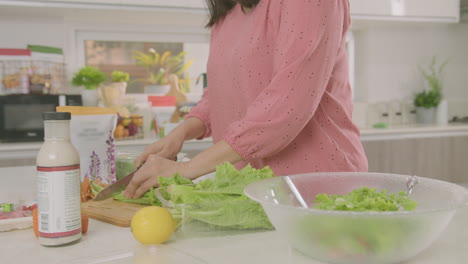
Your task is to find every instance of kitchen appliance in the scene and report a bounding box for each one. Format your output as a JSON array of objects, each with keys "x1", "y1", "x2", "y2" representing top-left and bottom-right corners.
[
  {"x1": 0, "y1": 94, "x2": 81, "y2": 142},
  {"x1": 244, "y1": 172, "x2": 468, "y2": 264}
]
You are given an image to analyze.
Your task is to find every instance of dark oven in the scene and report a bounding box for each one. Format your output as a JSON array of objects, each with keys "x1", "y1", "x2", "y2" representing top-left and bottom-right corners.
[{"x1": 0, "y1": 94, "x2": 81, "y2": 142}]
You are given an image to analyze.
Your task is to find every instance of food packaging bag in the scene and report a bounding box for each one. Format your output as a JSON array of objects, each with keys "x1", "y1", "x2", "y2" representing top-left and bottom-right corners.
[{"x1": 57, "y1": 106, "x2": 118, "y2": 185}]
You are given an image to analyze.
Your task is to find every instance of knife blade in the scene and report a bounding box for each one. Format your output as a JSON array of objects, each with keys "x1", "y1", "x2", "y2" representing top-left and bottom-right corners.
[{"x1": 93, "y1": 170, "x2": 137, "y2": 201}]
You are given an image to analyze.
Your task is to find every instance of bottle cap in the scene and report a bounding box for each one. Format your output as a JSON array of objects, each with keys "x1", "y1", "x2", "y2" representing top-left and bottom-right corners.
[{"x1": 42, "y1": 112, "x2": 71, "y2": 120}]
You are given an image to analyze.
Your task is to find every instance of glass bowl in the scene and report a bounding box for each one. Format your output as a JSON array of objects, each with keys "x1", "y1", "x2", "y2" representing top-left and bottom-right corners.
[{"x1": 244, "y1": 172, "x2": 468, "y2": 264}]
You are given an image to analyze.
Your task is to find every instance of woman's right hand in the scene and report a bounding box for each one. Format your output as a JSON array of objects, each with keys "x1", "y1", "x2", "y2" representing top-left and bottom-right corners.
[
  {"x1": 134, "y1": 132, "x2": 185, "y2": 168},
  {"x1": 134, "y1": 117, "x2": 207, "y2": 168}
]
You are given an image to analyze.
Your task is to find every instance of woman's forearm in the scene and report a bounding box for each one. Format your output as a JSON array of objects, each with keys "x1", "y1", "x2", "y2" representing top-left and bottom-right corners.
[
  {"x1": 169, "y1": 117, "x2": 206, "y2": 141},
  {"x1": 168, "y1": 117, "x2": 243, "y2": 179},
  {"x1": 182, "y1": 140, "x2": 243, "y2": 180}
]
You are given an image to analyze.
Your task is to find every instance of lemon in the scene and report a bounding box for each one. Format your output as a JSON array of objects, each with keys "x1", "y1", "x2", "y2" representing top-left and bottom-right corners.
[{"x1": 130, "y1": 206, "x2": 176, "y2": 245}]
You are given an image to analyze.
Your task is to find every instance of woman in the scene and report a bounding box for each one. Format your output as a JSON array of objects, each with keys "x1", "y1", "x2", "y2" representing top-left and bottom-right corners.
[{"x1": 124, "y1": 0, "x2": 368, "y2": 199}]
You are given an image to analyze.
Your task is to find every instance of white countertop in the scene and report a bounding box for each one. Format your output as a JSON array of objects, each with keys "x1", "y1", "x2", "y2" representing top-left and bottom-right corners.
[
  {"x1": 0, "y1": 137, "x2": 213, "y2": 152},
  {"x1": 0, "y1": 124, "x2": 466, "y2": 153},
  {"x1": 0, "y1": 137, "x2": 213, "y2": 160},
  {"x1": 1, "y1": 207, "x2": 467, "y2": 264},
  {"x1": 1, "y1": 166, "x2": 468, "y2": 264},
  {"x1": 359, "y1": 123, "x2": 468, "y2": 141},
  {"x1": 0, "y1": 124, "x2": 467, "y2": 160}
]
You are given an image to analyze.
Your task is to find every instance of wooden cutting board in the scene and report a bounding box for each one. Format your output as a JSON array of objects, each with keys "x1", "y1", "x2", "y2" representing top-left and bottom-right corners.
[{"x1": 81, "y1": 199, "x2": 146, "y2": 227}]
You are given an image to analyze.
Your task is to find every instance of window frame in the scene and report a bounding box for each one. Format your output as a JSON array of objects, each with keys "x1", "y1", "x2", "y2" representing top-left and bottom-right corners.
[{"x1": 67, "y1": 23, "x2": 210, "y2": 89}]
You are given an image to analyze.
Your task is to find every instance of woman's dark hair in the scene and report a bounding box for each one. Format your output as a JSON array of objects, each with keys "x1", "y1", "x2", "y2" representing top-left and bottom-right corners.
[{"x1": 205, "y1": 0, "x2": 260, "y2": 27}]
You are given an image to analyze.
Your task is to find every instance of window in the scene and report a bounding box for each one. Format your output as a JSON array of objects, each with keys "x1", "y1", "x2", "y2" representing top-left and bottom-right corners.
[
  {"x1": 72, "y1": 27, "x2": 210, "y2": 97},
  {"x1": 85, "y1": 41, "x2": 185, "y2": 93}
]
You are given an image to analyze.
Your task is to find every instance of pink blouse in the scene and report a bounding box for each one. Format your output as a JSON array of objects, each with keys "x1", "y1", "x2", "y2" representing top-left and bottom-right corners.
[{"x1": 186, "y1": 0, "x2": 368, "y2": 176}]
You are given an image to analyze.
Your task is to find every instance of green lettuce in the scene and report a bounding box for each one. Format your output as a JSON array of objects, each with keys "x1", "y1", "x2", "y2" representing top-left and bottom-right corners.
[
  {"x1": 113, "y1": 187, "x2": 160, "y2": 206},
  {"x1": 303, "y1": 187, "x2": 420, "y2": 258},
  {"x1": 90, "y1": 181, "x2": 105, "y2": 197},
  {"x1": 112, "y1": 162, "x2": 274, "y2": 231},
  {"x1": 314, "y1": 187, "x2": 418, "y2": 211},
  {"x1": 113, "y1": 174, "x2": 193, "y2": 206},
  {"x1": 297, "y1": 215, "x2": 421, "y2": 259},
  {"x1": 165, "y1": 163, "x2": 274, "y2": 230}
]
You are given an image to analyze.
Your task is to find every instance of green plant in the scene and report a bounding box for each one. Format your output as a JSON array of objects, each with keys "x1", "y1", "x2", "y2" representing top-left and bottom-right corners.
[
  {"x1": 414, "y1": 56, "x2": 448, "y2": 109},
  {"x1": 111, "y1": 71, "x2": 130, "y2": 83},
  {"x1": 132, "y1": 48, "x2": 193, "y2": 91},
  {"x1": 71, "y1": 66, "x2": 106, "y2": 90},
  {"x1": 414, "y1": 89, "x2": 442, "y2": 109}
]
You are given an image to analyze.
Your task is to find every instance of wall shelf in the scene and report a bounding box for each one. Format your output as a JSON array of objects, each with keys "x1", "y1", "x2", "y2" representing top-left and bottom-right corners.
[{"x1": 350, "y1": 0, "x2": 461, "y2": 23}]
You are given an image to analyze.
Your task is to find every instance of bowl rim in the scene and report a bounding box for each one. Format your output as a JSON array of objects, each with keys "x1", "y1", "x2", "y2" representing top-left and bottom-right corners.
[{"x1": 244, "y1": 172, "x2": 468, "y2": 216}]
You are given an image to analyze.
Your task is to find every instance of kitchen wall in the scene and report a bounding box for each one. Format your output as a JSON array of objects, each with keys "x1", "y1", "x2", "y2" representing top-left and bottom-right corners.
[
  {"x1": 0, "y1": 16, "x2": 65, "y2": 48},
  {"x1": 0, "y1": 6, "x2": 467, "y2": 117},
  {"x1": 352, "y1": 22, "x2": 468, "y2": 120},
  {"x1": 0, "y1": 6, "x2": 209, "y2": 94}
]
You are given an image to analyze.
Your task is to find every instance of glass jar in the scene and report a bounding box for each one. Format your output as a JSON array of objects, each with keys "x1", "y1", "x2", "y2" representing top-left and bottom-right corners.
[{"x1": 115, "y1": 151, "x2": 138, "y2": 180}]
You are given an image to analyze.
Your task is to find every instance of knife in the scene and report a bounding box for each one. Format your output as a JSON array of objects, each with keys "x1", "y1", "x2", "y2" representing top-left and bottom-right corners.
[{"x1": 93, "y1": 170, "x2": 137, "y2": 201}]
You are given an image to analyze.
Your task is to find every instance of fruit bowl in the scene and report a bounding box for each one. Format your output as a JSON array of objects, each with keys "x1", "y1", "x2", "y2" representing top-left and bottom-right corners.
[
  {"x1": 244, "y1": 172, "x2": 468, "y2": 264},
  {"x1": 115, "y1": 114, "x2": 144, "y2": 140}
]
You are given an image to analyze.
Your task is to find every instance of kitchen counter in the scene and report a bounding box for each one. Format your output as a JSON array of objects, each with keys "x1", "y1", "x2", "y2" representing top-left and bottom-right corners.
[
  {"x1": 2, "y1": 208, "x2": 468, "y2": 264},
  {"x1": 0, "y1": 124, "x2": 467, "y2": 162},
  {"x1": 360, "y1": 123, "x2": 468, "y2": 141},
  {"x1": 0, "y1": 137, "x2": 213, "y2": 161},
  {"x1": 1, "y1": 166, "x2": 468, "y2": 264}
]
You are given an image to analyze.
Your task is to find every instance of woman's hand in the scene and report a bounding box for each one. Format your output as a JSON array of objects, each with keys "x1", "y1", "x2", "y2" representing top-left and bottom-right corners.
[
  {"x1": 124, "y1": 154, "x2": 189, "y2": 199},
  {"x1": 134, "y1": 132, "x2": 185, "y2": 168},
  {"x1": 124, "y1": 140, "x2": 244, "y2": 199},
  {"x1": 134, "y1": 117, "x2": 207, "y2": 168}
]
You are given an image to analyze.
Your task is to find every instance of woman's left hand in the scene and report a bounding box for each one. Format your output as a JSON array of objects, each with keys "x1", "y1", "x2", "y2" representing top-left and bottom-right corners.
[{"x1": 123, "y1": 154, "x2": 189, "y2": 199}]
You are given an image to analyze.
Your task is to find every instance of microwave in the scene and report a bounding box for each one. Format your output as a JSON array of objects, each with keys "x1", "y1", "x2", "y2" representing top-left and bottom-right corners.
[{"x1": 0, "y1": 94, "x2": 82, "y2": 142}]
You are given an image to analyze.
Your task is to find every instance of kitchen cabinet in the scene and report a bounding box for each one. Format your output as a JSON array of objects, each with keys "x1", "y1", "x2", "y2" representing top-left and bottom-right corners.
[
  {"x1": 350, "y1": 0, "x2": 460, "y2": 23},
  {"x1": 363, "y1": 135, "x2": 468, "y2": 183}
]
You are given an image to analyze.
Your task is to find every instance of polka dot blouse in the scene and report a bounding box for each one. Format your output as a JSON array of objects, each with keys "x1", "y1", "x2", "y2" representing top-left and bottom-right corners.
[{"x1": 186, "y1": 0, "x2": 368, "y2": 176}]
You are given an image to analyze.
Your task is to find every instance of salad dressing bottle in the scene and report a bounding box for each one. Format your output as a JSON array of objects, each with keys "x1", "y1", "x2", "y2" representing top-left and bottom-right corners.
[{"x1": 36, "y1": 112, "x2": 82, "y2": 246}]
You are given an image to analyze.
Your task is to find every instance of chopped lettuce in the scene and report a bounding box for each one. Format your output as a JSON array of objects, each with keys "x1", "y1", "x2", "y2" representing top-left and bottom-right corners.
[
  {"x1": 90, "y1": 181, "x2": 105, "y2": 197},
  {"x1": 302, "y1": 187, "x2": 420, "y2": 258},
  {"x1": 297, "y1": 215, "x2": 420, "y2": 259},
  {"x1": 313, "y1": 187, "x2": 418, "y2": 211}
]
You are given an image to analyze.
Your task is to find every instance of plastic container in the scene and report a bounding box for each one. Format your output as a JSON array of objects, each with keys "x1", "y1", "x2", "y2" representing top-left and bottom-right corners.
[
  {"x1": 244, "y1": 172, "x2": 468, "y2": 264},
  {"x1": 115, "y1": 151, "x2": 137, "y2": 180},
  {"x1": 148, "y1": 96, "x2": 177, "y2": 137},
  {"x1": 154, "y1": 186, "x2": 272, "y2": 239},
  {"x1": 28, "y1": 45, "x2": 66, "y2": 94},
  {"x1": 0, "y1": 49, "x2": 31, "y2": 94}
]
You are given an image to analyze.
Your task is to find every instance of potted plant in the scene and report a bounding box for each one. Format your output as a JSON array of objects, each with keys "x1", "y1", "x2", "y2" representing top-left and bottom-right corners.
[
  {"x1": 133, "y1": 48, "x2": 193, "y2": 94},
  {"x1": 72, "y1": 66, "x2": 106, "y2": 106},
  {"x1": 98, "y1": 70, "x2": 130, "y2": 107},
  {"x1": 414, "y1": 56, "x2": 448, "y2": 124}
]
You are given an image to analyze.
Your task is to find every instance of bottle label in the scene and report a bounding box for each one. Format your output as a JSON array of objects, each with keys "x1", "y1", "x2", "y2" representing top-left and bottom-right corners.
[{"x1": 37, "y1": 165, "x2": 81, "y2": 238}]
